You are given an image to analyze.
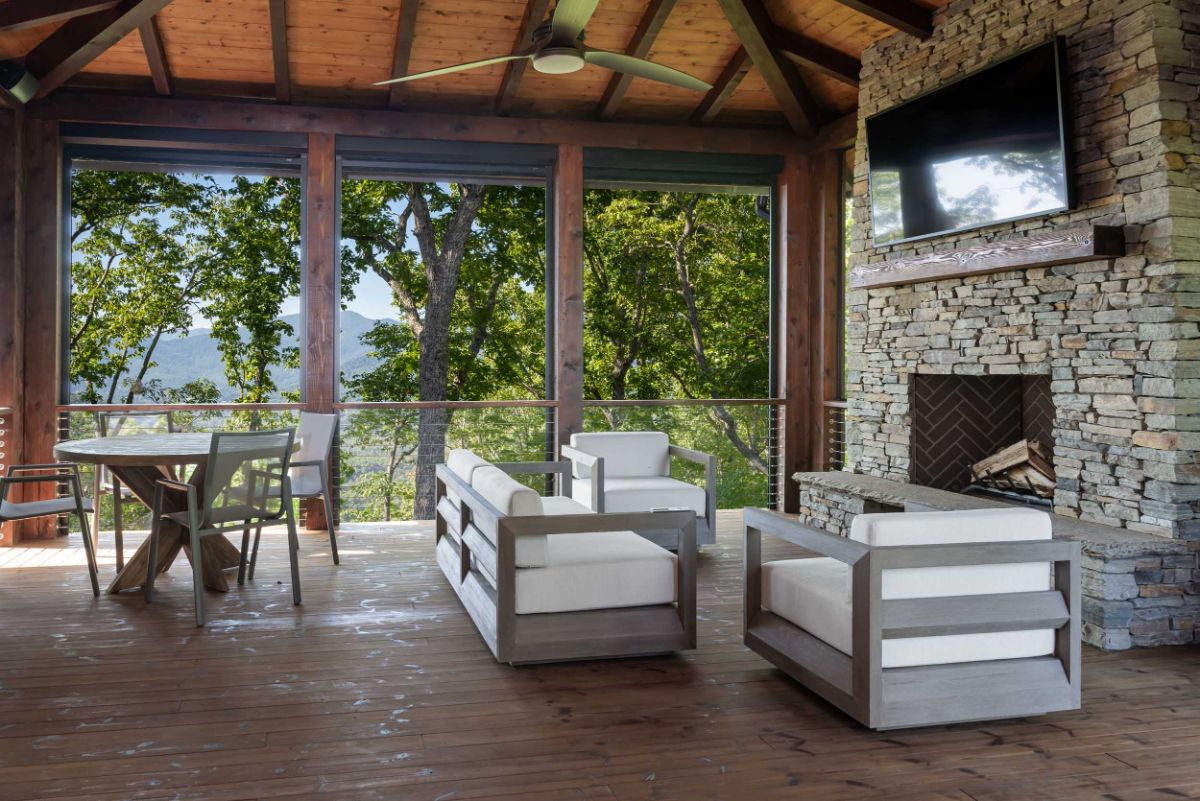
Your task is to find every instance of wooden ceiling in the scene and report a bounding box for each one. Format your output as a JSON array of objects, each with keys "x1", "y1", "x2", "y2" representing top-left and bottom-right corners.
[{"x1": 0, "y1": 0, "x2": 946, "y2": 135}]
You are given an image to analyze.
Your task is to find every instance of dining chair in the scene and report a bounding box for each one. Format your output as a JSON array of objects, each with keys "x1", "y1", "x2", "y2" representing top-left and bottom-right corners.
[
  {"x1": 0, "y1": 464, "x2": 99, "y2": 596},
  {"x1": 248, "y1": 411, "x2": 338, "y2": 579},
  {"x1": 94, "y1": 410, "x2": 175, "y2": 571},
  {"x1": 144, "y1": 429, "x2": 300, "y2": 627}
]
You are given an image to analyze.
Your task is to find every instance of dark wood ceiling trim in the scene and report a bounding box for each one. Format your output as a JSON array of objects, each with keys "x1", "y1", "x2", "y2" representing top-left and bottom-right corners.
[
  {"x1": 0, "y1": 0, "x2": 118, "y2": 34},
  {"x1": 493, "y1": 0, "x2": 552, "y2": 116},
  {"x1": 138, "y1": 16, "x2": 172, "y2": 96},
  {"x1": 690, "y1": 46, "x2": 749, "y2": 125},
  {"x1": 773, "y1": 27, "x2": 860, "y2": 87},
  {"x1": 386, "y1": 0, "x2": 420, "y2": 108},
  {"x1": 268, "y1": 0, "x2": 290, "y2": 104},
  {"x1": 716, "y1": 0, "x2": 820, "y2": 136},
  {"x1": 829, "y1": 0, "x2": 932, "y2": 39},
  {"x1": 595, "y1": 0, "x2": 678, "y2": 120},
  {"x1": 24, "y1": 0, "x2": 176, "y2": 99}
]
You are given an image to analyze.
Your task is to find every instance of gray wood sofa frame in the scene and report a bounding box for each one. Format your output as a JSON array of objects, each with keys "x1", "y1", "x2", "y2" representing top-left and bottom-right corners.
[
  {"x1": 561, "y1": 443, "x2": 717, "y2": 548},
  {"x1": 743, "y1": 508, "x2": 1082, "y2": 730},
  {"x1": 435, "y1": 460, "x2": 697, "y2": 665}
]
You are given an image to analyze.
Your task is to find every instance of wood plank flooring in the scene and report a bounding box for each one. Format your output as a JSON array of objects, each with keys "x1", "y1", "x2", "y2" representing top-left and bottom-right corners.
[{"x1": 0, "y1": 510, "x2": 1198, "y2": 801}]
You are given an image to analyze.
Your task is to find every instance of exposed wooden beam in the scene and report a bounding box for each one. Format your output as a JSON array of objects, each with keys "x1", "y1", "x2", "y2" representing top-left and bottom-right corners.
[
  {"x1": 829, "y1": 0, "x2": 932, "y2": 39},
  {"x1": 33, "y1": 92, "x2": 806, "y2": 154},
  {"x1": 0, "y1": 0, "x2": 118, "y2": 34},
  {"x1": 268, "y1": 0, "x2": 290, "y2": 103},
  {"x1": 716, "y1": 0, "x2": 821, "y2": 136},
  {"x1": 805, "y1": 111, "x2": 857, "y2": 152},
  {"x1": 23, "y1": 0, "x2": 175, "y2": 99},
  {"x1": 690, "y1": 46, "x2": 750, "y2": 125},
  {"x1": 773, "y1": 26, "x2": 860, "y2": 87},
  {"x1": 493, "y1": 0, "x2": 552, "y2": 116},
  {"x1": 595, "y1": 0, "x2": 678, "y2": 120},
  {"x1": 137, "y1": 15, "x2": 172, "y2": 96},
  {"x1": 386, "y1": 0, "x2": 420, "y2": 108}
]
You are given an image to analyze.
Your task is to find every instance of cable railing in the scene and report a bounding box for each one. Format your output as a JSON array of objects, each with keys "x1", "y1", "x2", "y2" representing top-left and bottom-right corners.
[{"x1": 823, "y1": 400, "x2": 848, "y2": 471}]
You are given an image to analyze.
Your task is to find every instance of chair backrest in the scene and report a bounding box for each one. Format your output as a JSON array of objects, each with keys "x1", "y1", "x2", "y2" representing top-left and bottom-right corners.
[
  {"x1": 848, "y1": 508, "x2": 1053, "y2": 601},
  {"x1": 569, "y1": 431, "x2": 670, "y2": 479},
  {"x1": 203, "y1": 429, "x2": 295, "y2": 529},
  {"x1": 98, "y1": 410, "x2": 175, "y2": 437},
  {"x1": 288, "y1": 412, "x2": 336, "y2": 496}
]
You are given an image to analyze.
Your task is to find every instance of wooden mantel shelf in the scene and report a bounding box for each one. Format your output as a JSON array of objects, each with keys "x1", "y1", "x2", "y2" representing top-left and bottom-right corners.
[{"x1": 850, "y1": 224, "x2": 1126, "y2": 289}]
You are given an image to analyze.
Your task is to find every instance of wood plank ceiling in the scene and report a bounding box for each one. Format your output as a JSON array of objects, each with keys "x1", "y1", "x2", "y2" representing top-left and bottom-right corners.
[{"x1": 0, "y1": 0, "x2": 947, "y2": 134}]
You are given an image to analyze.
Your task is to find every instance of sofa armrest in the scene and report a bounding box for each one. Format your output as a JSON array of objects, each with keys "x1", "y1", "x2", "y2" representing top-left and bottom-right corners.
[
  {"x1": 669, "y1": 444, "x2": 716, "y2": 522},
  {"x1": 560, "y1": 445, "x2": 603, "y2": 513}
]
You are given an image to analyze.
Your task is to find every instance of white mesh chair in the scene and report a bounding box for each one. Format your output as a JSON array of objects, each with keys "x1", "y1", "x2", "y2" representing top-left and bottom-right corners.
[
  {"x1": 93, "y1": 410, "x2": 175, "y2": 571},
  {"x1": 0, "y1": 463, "x2": 99, "y2": 596},
  {"x1": 144, "y1": 429, "x2": 300, "y2": 627},
  {"x1": 247, "y1": 411, "x2": 337, "y2": 578}
]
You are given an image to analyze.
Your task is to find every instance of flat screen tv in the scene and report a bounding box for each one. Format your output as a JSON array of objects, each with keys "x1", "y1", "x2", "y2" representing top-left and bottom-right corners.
[{"x1": 866, "y1": 40, "x2": 1071, "y2": 246}]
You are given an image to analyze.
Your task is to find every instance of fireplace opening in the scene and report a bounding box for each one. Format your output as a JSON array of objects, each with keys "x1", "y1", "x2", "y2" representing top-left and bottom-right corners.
[{"x1": 910, "y1": 374, "x2": 1055, "y2": 505}]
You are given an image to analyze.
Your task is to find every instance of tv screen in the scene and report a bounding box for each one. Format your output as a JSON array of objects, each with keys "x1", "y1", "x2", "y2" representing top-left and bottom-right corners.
[{"x1": 866, "y1": 40, "x2": 1071, "y2": 246}]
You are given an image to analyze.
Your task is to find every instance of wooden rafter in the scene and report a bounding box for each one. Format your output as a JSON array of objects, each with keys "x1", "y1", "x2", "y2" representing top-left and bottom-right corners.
[
  {"x1": 494, "y1": 0, "x2": 552, "y2": 116},
  {"x1": 690, "y1": 46, "x2": 750, "y2": 125},
  {"x1": 773, "y1": 26, "x2": 860, "y2": 87},
  {"x1": 268, "y1": 0, "x2": 290, "y2": 104},
  {"x1": 829, "y1": 0, "x2": 932, "y2": 39},
  {"x1": 0, "y1": 0, "x2": 118, "y2": 33},
  {"x1": 23, "y1": 0, "x2": 176, "y2": 99},
  {"x1": 137, "y1": 15, "x2": 172, "y2": 96},
  {"x1": 716, "y1": 0, "x2": 820, "y2": 136},
  {"x1": 595, "y1": 0, "x2": 678, "y2": 120},
  {"x1": 386, "y1": 0, "x2": 420, "y2": 108}
]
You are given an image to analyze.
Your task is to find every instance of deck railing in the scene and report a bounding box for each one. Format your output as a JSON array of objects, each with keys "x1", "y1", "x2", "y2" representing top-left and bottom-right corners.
[{"x1": 823, "y1": 400, "x2": 848, "y2": 471}]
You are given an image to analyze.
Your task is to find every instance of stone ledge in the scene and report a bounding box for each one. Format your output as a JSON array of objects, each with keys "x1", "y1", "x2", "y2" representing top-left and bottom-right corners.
[{"x1": 794, "y1": 471, "x2": 1190, "y2": 560}]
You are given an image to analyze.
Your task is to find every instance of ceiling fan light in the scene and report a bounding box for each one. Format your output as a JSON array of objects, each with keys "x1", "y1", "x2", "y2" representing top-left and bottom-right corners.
[{"x1": 532, "y1": 48, "x2": 585, "y2": 75}]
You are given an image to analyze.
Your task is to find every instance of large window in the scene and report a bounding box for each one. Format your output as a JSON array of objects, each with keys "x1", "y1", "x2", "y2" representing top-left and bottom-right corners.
[{"x1": 67, "y1": 168, "x2": 301, "y2": 405}]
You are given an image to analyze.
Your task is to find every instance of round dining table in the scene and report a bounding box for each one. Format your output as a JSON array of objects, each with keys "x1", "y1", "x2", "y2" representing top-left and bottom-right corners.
[{"x1": 55, "y1": 433, "x2": 243, "y2": 594}]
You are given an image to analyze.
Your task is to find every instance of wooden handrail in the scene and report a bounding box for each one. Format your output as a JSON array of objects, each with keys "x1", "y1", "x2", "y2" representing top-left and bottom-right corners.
[
  {"x1": 582, "y1": 398, "x2": 783, "y2": 407},
  {"x1": 336, "y1": 400, "x2": 556, "y2": 410},
  {"x1": 57, "y1": 403, "x2": 302, "y2": 413}
]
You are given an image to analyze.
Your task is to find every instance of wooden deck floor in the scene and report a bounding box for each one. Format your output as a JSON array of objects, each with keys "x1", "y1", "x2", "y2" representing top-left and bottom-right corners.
[{"x1": 1, "y1": 510, "x2": 1198, "y2": 801}]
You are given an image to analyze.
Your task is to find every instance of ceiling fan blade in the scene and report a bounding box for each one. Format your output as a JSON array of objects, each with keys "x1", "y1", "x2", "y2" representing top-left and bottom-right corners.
[
  {"x1": 549, "y1": 0, "x2": 600, "y2": 43},
  {"x1": 374, "y1": 53, "x2": 529, "y2": 86},
  {"x1": 583, "y1": 50, "x2": 712, "y2": 92}
]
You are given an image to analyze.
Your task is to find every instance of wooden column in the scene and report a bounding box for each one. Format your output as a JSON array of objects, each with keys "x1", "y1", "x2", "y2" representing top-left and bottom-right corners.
[
  {"x1": 18, "y1": 118, "x2": 62, "y2": 540},
  {"x1": 302, "y1": 132, "x2": 337, "y2": 530},
  {"x1": 0, "y1": 110, "x2": 22, "y2": 546},
  {"x1": 813, "y1": 149, "x2": 843, "y2": 470},
  {"x1": 776, "y1": 152, "x2": 822, "y2": 512},
  {"x1": 552, "y1": 143, "x2": 584, "y2": 452}
]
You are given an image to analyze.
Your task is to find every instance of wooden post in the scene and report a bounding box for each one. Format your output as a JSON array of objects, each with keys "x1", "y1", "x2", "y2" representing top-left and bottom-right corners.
[
  {"x1": 776, "y1": 153, "x2": 821, "y2": 512},
  {"x1": 302, "y1": 132, "x2": 337, "y2": 530},
  {"x1": 813, "y1": 149, "x2": 843, "y2": 470},
  {"x1": 0, "y1": 110, "x2": 22, "y2": 546},
  {"x1": 552, "y1": 143, "x2": 584, "y2": 452},
  {"x1": 18, "y1": 118, "x2": 62, "y2": 540}
]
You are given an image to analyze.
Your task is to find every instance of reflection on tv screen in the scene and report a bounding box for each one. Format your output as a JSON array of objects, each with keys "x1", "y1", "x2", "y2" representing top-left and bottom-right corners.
[{"x1": 867, "y1": 41, "x2": 1069, "y2": 245}]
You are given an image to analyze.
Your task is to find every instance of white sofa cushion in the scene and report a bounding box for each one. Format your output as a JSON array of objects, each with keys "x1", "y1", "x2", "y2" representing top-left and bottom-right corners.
[
  {"x1": 541, "y1": 495, "x2": 593, "y2": 516},
  {"x1": 446, "y1": 449, "x2": 491, "y2": 507},
  {"x1": 569, "y1": 431, "x2": 669, "y2": 478},
  {"x1": 761, "y1": 557, "x2": 1055, "y2": 669},
  {"x1": 470, "y1": 465, "x2": 546, "y2": 567},
  {"x1": 515, "y1": 531, "x2": 677, "y2": 614},
  {"x1": 849, "y1": 508, "x2": 1053, "y2": 601},
  {"x1": 571, "y1": 476, "x2": 706, "y2": 517}
]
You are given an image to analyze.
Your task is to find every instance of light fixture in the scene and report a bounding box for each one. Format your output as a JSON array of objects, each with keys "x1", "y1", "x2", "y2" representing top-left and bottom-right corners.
[{"x1": 0, "y1": 61, "x2": 39, "y2": 104}]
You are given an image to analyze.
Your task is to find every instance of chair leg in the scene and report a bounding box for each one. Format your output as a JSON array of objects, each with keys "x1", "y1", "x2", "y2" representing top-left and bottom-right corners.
[
  {"x1": 145, "y1": 486, "x2": 164, "y2": 603},
  {"x1": 112, "y1": 479, "x2": 124, "y2": 572},
  {"x1": 187, "y1": 511, "x2": 206, "y2": 627},
  {"x1": 285, "y1": 505, "x2": 302, "y2": 606},
  {"x1": 237, "y1": 521, "x2": 251, "y2": 586},
  {"x1": 91, "y1": 472, "x2": 102, "y2": 556},
  {"x1": 322, "y1": 490, "x2": 339, "y2": 565},
  {"x1": 75, "y1": 491, "x2": 100, "y2": 598},
  {"x1": 248, "y1": 525, "x2": 263, "y2": 581}
]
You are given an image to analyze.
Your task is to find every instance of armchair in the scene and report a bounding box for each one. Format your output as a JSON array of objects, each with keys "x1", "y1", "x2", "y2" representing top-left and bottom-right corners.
[
  {"x1": 744, "y1": 507, "x2": 1081, "y2": 730},
  {"x1": 564, "y1": 431, "x2": 716, "y2": 548}
]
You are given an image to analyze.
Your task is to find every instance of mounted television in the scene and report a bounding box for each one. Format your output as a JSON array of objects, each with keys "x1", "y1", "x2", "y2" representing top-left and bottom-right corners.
[{"x1": 866, "y1": 39, "x2": 1071, "y2": 246}]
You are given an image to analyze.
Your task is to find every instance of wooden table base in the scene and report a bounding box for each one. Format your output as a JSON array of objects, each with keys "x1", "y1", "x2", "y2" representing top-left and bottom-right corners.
[{"x1": 105, "y1": 464, "x2": 242, "y2": 595}]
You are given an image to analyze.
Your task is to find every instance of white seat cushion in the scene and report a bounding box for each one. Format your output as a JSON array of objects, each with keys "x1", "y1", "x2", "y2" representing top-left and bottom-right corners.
[
  {"x1": 446, "y1": 449, "x2": 492, "y2": 507},
  {"x1": 470, "y1": 465, "x2": 546, "y2": 567},
  {"x1": 571, "y1": 476, "x2": 706, "y2": 517},
  {"x1": 761, "y1": 557, "x2": 1055, "y2": 669},
  {"x1": 541, "y1": 495, "x2": 593, "y2": 516},
  {"x1": 569, "y1": 431, "x2": 669, "y2": 478},
  {"x1": 516, "y1": 531, "x2": 677, "y2": 614}
]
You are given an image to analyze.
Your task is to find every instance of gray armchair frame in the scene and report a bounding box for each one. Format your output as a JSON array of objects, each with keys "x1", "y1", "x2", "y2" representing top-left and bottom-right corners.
[
  {"x1": 0, "y1": 463, "x2": 99, "y2": 596},
  {"x1": 436, "y1": 461, "x2": 697, "y2": 665},
  {"x1": 561, "y1": 442, "x2": 717, "y2": 548},
  {"x1": 743, "y1": 508, "x2": 1081, "y2": 730}
]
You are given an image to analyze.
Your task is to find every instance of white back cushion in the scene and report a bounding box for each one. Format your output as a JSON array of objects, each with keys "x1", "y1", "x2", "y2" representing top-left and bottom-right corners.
[
  {"x1": 470, "y1": 465, "x2": 546, "y2": 567},
  {"x1": 445, "y1": 449, "x2": 492, "y2": 508},
  {"x1": 849, "y1": 508, "x2": 1053, "y2": 600},
  {"x1": 569, "y1": 431, "x2": 670, "y2": 478}
]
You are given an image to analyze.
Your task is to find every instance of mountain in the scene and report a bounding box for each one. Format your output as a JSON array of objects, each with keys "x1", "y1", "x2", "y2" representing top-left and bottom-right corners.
[{"x1": 81, "y1": 310, "x2": 395, "y2": 402}]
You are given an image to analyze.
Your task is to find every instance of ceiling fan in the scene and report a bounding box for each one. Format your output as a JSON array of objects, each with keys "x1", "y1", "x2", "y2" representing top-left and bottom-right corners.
[{"x1": 374, "y1": 0, "x2": 712, "y2": 92}]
